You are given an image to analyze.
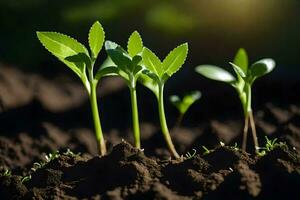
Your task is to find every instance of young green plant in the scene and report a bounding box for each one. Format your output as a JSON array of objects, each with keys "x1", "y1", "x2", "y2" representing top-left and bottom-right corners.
[
  {"x1": 37, "y1": 21, "x2": 112, "y2": 156},
  {"x1": 195, "y1": 48, "x2": 275, "y2": 153},
  {"x1": 257, "y1": 136, "x2": 284, "y2": 156},
  {"x1": 104, "y1": 31, "x2": 144, "y2": 148},
  {"x1": 169, "y1": 90, "x2": 201, "y2": 127},
  {"x1": 139, "y1": 43, "x2": 189, "y2": 158}
]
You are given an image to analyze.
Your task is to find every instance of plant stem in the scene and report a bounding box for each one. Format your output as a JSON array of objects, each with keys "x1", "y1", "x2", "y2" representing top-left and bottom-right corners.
[
  {"x1": 249, "y1": 110, "x2": 259, "y2": 153},
  {"x1": 175, "y1": 113, "x2": 184, "y2": 128},
  {"x1": 242, "y1": 114, "x2": 249, "y2": 151},
  {"x1": 129, "y1": 87, "x2": 141, "y2": 149},
  {"x1": 89, "y1": 83, "x2": 106, "y2": 156},
  {"x1": 158, "y1": 84, "x2": 180, "y2": 159}
]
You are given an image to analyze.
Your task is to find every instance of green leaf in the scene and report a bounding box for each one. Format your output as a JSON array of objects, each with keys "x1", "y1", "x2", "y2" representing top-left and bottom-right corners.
[
  {"x1": 195, "y1": 65, "x2": 236, "y2": 83},
  {"x1": 249, "y1": 58, "x2": 276, "y2": 79},
  {"x1": 36, "y1": 31, "x2": 89, "y2": 77},
  {"x1": 132, "y1": 55, "x2": 142, "y2": 66},
  {"x1": 163, "y1": 43, "x2": 188, "y2": 77},
  {"x1": 139, "y1": 70, "x2": 159, "y2": 97},
  {"x1": 88, "y1": 21, "x2": 105, "y2": 59},
  {"x1": 105, "y1": 41, "x2": 132, "y2": 71},
  {"x1": 99, "y1": 57, "x2": 116, "y2": 70},
  {"x1": 127, "y1": 31, "x2": 143, "y2": 57},
  {"x1": 170, "y1": 90, "x2": 201, "y2": 114},
  {"x1": 95, "y1": 66, "x2": 119, "y2": 80},
  {"x1": 141, "y1": 47, "x2": 163, "y2": 77},
  {"x1": 233, "y1": 48, "x2": 248, "y2": 74},
  {"x1": 94, "y1": 57, "x2": 118, "y2": 81},
  {"x1": 229, "y1": 62, "x2": 246, "y2": 78},
  {"x1": 65, "y1": 53, "x2": 91, "y2": 67}
]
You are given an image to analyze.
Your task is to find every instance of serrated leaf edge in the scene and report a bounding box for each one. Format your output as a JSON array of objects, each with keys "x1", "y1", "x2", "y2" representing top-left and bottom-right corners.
[
  {"x1": 163, "y1": 43, "x2": 188, "y2": 77},
  {"x1": 88, "y1": 21, "x2": 105, "y2": 58},
  {"x1": 127, "y1": 30, "x2": 143, "y2": 57}
]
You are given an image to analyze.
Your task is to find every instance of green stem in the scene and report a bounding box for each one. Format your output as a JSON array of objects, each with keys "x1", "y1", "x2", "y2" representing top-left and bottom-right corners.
[
  {"x1": 241, "y1": 83, "x2": 259, "y2": 153},
  {"x1": 89, "y1": 82, "x2": 106, "y2": 156},
  {"x1": 175, "y1": 113, "x2": 184, "y2": 128},
  {"x1": 242, "y1": 114, "x2": 249, "y2": 151},
  {"x1": 245, "y1": 84, "x2": 252, "y2": 114},
  {"x1": 249, "y1": 110, "x2": 259, "y2": 154},
  {"x1": 158, "y1": 84, "x2": 180, "y2": 159},
  {"x1": 129, "y1": 87, "x2": 141, "y2": 149}
]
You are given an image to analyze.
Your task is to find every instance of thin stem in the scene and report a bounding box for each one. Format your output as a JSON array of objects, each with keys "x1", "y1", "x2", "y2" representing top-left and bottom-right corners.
[
  {"x1": 129, "y1": 87, "x2": 141, "y2": 149},
  {"x1": 242, "y1": 114, "x2": 249, "y2": 151},
  {"x1": 89, "y1": 83, "x2": 106, "y2": 156},
  {"x1": 249, "y1": 110, "x2": 259, "y2": 153},
  {"x1": 158, "y1": 84, "x2": 180, "y2": 159},
  {"x1": 175, "y1": 113, "x2": 184, "y2": 128}
]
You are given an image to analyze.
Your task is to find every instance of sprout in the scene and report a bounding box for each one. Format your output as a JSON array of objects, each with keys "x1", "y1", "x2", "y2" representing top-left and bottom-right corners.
[
  {"x1": 169, "y1": 90, "x2": 201, "y2": 127},
  {"x1": 37, "y1": 21, "x2": 112, "y2": 156},
  {"x1": 184, "y1": 149, "x2": 197, "y2": 160},
  {"x1": 139, "y1": 43, "x2": 189, "y2": 158},
  {"x1": 202, "y1": 146, "x2": 211, "y2": 155},
  {"x1": 0, "y1": 169, "x2": 11, "y2": 177},
  {"x1": 104, "y1": 31, "x2": 144, "y2": 149},
  {"x1": 195, "y1": 48, "x2": 276, "y2": 153},
  {"x1": 257, "y1": 136, "x2": 285, "y2": 156}
]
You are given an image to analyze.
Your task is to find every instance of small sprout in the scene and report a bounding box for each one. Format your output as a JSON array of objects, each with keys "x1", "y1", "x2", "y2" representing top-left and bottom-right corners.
[
  {"x1": 21, "y1": 175, "x2": 31, "y2": 183},
  {"x1": 139, "y1": 43, "x2": 189, "y2": 158},
  {"x1": 195, "y1": 48, "x2": 276, "y2": 154},
  {"x1": 202, "y1": 146, "x2": 211, "y2": 155},
  {"x1": 257, "y1": 136, "x2": 281, "y2": 156},
  {"x1": 231, "y1": 142, "x2": 240, "y2": 151},
  {"x1": 31, "y1": 150, "x2": 61, "y2": 172},
  {"x1": 184, "y1": 149, "x2": 197, "y2": 160},
  {"x1": 63, "y1": 149, "x2": 81, "y2": 157},
  {"x1": 220, "y1": 141, "x2": 225, "y2": 147},
  {"x1": 104, "y1": 31, "x2": 144, "y2": 149},
  {"x1": 37, "y1": 21, "x2": 109, "y2": 156},
  {"x1": 31, "y1": 162, "x2": 43, "y2": 172},
  {"x1": 170, "y1": 90, "x2": 201, "y2": 127},
  {"x1": 0, "y1": 169, "x2": 12, "y2": 177},
  {"x1": 45, "y1": 150, "x2": 60, "y2": 162}
]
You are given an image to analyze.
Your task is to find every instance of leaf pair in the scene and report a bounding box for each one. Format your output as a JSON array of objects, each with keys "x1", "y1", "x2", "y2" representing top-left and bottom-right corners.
[
  {"x1": 104, "y1": 31, "x2": 144, "y2": 87},
  {"x1": 37, "y1": 21, "x2": 106, "y2": 90},
  {"x1": 195, "y1": 48, "x2": 276, "y2": 86},
  {"x1": 142, "y1": 43, "x2": 188, "y2": 81},
  {"x1": 170, "y1": 91, "x2": 201, "y2": 115},
  {"x1": 139, "y1": 43, "x2": 188, "y2": 97}
]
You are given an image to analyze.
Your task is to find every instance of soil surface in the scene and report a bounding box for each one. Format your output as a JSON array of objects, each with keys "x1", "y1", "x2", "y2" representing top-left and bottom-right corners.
[{"x1": 0, "y1": 66, "x2": 300, "y2": 199}]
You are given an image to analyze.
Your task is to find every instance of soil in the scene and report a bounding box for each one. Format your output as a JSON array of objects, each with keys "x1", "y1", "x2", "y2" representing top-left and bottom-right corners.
[{"x1": 0, "y1": 65, "x2": 300, "y2": 199}]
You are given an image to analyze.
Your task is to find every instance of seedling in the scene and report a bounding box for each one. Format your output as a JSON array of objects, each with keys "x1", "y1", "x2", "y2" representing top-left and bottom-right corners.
[
  {"x1": 184, "y1": 149, "x2": 197, "y2": 160},
  {"x1": 139, "y1": 43, "x2": 189, "y2": 158},
  {"x1": 0, "y1": 169, "x2": 11, "y2": 177},
  {"x1": 230, "y1": 143, "x2": 240, "y2": 151},
  {"x1": 63, "y1": 149, "x2": 81, "y2": 157},
  {"x1": 21, "y1": 175, "x2": 31, "y2": 183},
  {"x1": 31, "y1": 150, "x2": 60, "y2": 172},
  {"x1": 169, "y1": 90, "x2": 201, "y2": 127},
  {"x1": 37, "y1": 21, "x2": 111, "y2": 156},
  {"x1": 202, "y1": 146, "x2": 211, "y2": 155},
  {"x1": 104, "y1": 31, "x2": 144, "y2": 148},
  {"x1": 257, "y1": 136, "x2": 283, "y2": 156},
  {"x1": 219, "y1": 141, "x2": 225, "y2": 147},
  {"x1": 195, "y1": 48, "x2": 275, "y2": 153}
]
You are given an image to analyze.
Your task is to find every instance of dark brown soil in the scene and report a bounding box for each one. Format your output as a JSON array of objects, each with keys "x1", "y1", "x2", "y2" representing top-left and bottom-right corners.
[{"x1": 0, "y1": 66, "x2": 300, "y2": 199}]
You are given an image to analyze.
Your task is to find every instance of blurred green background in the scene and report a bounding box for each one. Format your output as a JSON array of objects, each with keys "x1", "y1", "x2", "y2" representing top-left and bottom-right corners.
[{"x1": 0, "y1": 0, "x2": 299, "y2": 79}]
